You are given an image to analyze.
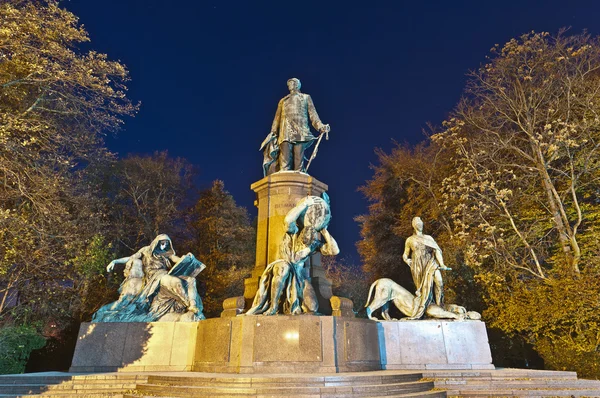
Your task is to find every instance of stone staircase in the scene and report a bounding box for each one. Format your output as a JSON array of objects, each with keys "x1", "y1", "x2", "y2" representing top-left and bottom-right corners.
[
  {"x1": 424, "y1": 368, "x2": 600, "y2": 397},
  {"x1": 1, "y1": 369, "x2": 599, "y2": 397},
  {"x1": 0, "y1": 371, "x2": 443, "y2": 398},
  {"x1": 126, "y1": 372, "x2": 444, "y2": 397},
  {"x1": 0, "y1": 373, "x2": 147, "y2": 397}
]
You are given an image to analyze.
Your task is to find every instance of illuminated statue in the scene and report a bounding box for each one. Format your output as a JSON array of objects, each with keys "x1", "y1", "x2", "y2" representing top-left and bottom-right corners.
[
  {"x1": 246, "y1": 193, "x2": 339, "y2": 315},
  {"x1": 365, "y1": 217, "x2": 481, "y2": 321},
  {"x1": 260, "y1": 78, "x2": 330, "y2": 176},
  {"x1": 92, "y1": 234, "x2": 206, "y2": 322},
  {"x1": 402, "y1": 216, "x2": 451, "y2": 319}
]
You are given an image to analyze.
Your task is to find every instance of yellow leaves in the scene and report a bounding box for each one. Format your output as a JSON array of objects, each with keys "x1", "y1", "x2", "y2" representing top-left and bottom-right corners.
[{"x1": 570, "y1": 45, "x2": 590, "y2": 57}]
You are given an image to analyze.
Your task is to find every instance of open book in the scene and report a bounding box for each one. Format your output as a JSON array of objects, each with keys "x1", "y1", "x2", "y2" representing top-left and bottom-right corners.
[{"x1": 168, "y1": 253, "x2": 206, "y2": 278}]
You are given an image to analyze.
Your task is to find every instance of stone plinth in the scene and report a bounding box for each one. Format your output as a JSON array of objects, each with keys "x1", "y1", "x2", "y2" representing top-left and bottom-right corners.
[
  {"x1": 69, "y1": 322, "x2": 197, "y2": 372},
  {"x1": 69, "y1": 316, "x2": 381, "y2": 374},
  {"x1": 70, "y1": 318, "x2": 495, "y2": 373},
  {"x1": 378, "y1": 320, "x2": 494, "y2": 370},
  {"x1": 194, "y1": 315, "x2": 380, "y2": 373},
  {"x1": 245, "y1": 171, "x2": 333, "y2": 313}
]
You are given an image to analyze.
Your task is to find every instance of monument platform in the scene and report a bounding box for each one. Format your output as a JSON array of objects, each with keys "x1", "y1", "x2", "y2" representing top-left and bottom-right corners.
[
  {"x1": 70, "y1": 315, "x2": 381, "y2": 374},
  {"x1": 70, "y1": 317, "x2": 493, "y2": 374}
]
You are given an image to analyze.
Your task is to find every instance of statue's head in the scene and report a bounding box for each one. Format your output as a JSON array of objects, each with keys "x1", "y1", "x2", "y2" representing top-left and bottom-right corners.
[
  {"x1": 412, "y1": 217, "x2": 423, "y2": 232},
  {"x1": 287, "y1": 78, "x2": 301, "y2": 92},
  {"x1": 158, "y1": 239, "x2": 171, "y2": 252},
  {"x1": 150, "y1": 234, "x2": 175, "y2": 257}
]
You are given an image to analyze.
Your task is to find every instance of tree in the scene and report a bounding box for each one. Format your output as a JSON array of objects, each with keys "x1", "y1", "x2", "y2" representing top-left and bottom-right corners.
[
  {"x1": 0, "y1": 0, "x2": 135, "y2": 338},
  {"x1": 359, "y1": 31, "x2": 600, "y2": 377},
  {"x1": 433, "y1": 32, "x2": 600, "y2": 376},
  {"x1": 105, "y1": 151, "x2": 195, "y2": 252},
  {"x1": 436, "y1": 31, "x2": 600, "y2": 277},
  {"x1": 185, "y1": 181, "x2": 255, "y2": 317},
  {"x1": 431, "y1": 31, "x2": 600, "y2": 377}
]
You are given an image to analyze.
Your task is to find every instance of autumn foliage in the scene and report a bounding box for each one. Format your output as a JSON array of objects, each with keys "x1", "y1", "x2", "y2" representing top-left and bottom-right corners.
[{"x1": 359, "y1": 31, "x2": 600, "y2": 377}]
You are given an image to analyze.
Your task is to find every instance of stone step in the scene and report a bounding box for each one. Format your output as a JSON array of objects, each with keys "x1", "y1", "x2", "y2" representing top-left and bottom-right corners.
[
  {"x1": 135, "y1": 380, "x2": 436, "y2": 397},
  {"x1": 0, "y1": 376, "x2": 147, "y2": 385},
  {"x1": 146, "y1": 373, "x2": 423, "y2": 387},
  {"x1": 436, "y1": 379, "x2": 600, "y2": 388},
  {"x1": 425, "y1": 368, "x2": 600, "y2": 397},
  {"x1": 0, "y1": 394, "x2": 126, "y2": 398},
  {"x1": 126, "y1": 393, "x2": 445, "y2": 398},
  {"x1": 445, "y1": 389, "x2": 600, "y2": 397},
  {"x1": 0, "y1": 384, "x2": 137, "y2": 394},
  {"x1": 423, "y1": 369, "x2": 578, "y2": 380}
]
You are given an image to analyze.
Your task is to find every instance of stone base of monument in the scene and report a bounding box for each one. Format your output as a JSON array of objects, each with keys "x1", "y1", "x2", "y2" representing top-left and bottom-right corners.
[
  {"x1": 194, "y1": 315, "x2": 380, "y2": 373},
  {"x1": 70, "y1": 317, "x2": 494, "y2": 374},
  {"x1": 378, "y1": 320, "x2": 494, "y2": 370},
  {"x1": 70, "y1": 315, "x2": 381, "y2": 374},
  {"x1": 69, "y1": 322, "x2": 198, "y2": 372}
]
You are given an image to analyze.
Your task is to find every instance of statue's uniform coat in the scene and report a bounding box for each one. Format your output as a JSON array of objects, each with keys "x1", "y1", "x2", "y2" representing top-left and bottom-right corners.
[{"x1": 271, "y1": 92, "x2": 325, "y2": 144}]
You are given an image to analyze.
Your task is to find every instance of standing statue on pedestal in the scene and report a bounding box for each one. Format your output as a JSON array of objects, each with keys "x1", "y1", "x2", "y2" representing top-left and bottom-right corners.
[
  {"x1": 365, "y1": 217, "x2": 481, "y2": 321},
  {"x1": 246, "y1": 193, "x2": 339, "y2": 315},
  {"x1": 402, "y1": 216, "x2": 451, "y2": 319},
  {"x1": 92, "y1": 234, "x2": 206, "y2": 322},
  {"x1": 260, "y1": 78, "x2": 331, "y2": 176}
]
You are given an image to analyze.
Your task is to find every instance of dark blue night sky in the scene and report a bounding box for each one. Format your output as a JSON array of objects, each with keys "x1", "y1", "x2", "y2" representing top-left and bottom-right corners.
[{"x1": 64, "y1": 0, "x2": 600, "y2": 263}]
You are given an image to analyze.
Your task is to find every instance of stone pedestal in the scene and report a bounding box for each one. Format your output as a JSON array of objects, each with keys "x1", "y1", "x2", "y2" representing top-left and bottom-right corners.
[
  {"x1": 69, "y1": 316, "x2": 381, "y2": 374},
  {"x1": 378, "y1": 320, "x2": 494, "y2": 370},
  {"x1": 70, "y1": 318, "x2": 495, "y2": 373},
  {"x1": 244, "y1": 171, "x2": 333, "y2": 313},
  {"x1": 194, "y1": 315, "x2": 380, "y2": 373},
  {"x1": 69, "y1": 322, "x2": 198, "y2": 372}
]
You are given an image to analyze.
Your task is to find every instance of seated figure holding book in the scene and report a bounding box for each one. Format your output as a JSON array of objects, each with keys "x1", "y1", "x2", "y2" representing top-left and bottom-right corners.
[{"x1": 92, "y1": 234, "x2": 206, "y2": 322}]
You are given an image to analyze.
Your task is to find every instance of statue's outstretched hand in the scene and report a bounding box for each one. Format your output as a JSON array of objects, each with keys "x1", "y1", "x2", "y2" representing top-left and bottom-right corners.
[
  {"x1": 106, "y1": 261, "x2": 115, "y2": 273},
  {"x1": 320, "y1": 124, "x2": 330, "y2": 134}
]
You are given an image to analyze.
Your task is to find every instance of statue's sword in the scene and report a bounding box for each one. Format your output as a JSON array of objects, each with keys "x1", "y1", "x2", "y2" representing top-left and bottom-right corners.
[{"x1": 305, "y1": 129, "x2": 329, "y2": 173}]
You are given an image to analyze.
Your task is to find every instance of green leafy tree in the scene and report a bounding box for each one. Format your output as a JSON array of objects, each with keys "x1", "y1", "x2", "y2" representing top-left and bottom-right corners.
[{"x1": 0, "y1": 325, "x2": 45, "y2": 374}]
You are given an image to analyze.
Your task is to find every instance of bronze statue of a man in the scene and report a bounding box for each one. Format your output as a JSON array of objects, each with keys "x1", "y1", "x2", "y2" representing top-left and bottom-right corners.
[{"x1": 261, "y1": 78, "x2": 330, "y2": 175}]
